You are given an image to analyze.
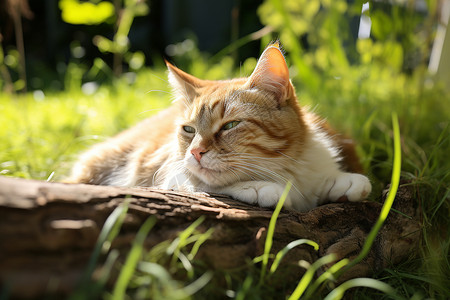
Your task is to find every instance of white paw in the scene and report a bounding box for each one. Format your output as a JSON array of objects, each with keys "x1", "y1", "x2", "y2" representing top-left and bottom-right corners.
[
  {"x1": 326, "y1": 173, "x2": 371, "y2": 202},
  {"x1": 219, "y1": 181, "x2": 286, "y2": 208},
  {"x1": 257, "y1": 183, "x2": 286, "y2": 207}
]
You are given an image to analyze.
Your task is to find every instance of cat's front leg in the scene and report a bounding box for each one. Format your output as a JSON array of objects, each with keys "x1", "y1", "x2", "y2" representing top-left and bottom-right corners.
[
  {"x1": 322, "y1": 172, "x2": 372, "y2": 203},
  {"x1": 216, "y1": 181, "x2": 287, "y2": 208}
]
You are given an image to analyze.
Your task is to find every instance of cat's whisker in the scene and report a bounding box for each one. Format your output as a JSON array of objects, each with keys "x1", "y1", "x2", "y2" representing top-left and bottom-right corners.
[
  {"x1": 228, "y1": 156, "x2": 286, "y2": 172},
  {"x1": 235, "y1": 161, "x2": 282, "y2": 181},
  {"x1": 232, "y1": 161, "x2": 304, "y2": 198},
  {"x1": 145, "y1": 89, "x2": 172, "y2": 95},
  {"x1": 179, "y1": 82, "x2": 196, "y2": 109},
  {"x1": 153, "y1": 159, "x2": 186, "y2": 186},
  {"x1": 138, "y1": 108, "x2": 166, "y2": 115},
  {"x1": 226, "y1": 152, "x2": 306, "y2": 168},
  {"x1": 232, "y1": 162, "x2": 276, "y2": 182},
  {"x1": 226, "y1": 165, "x2": 242, "y2": 180},
  {"x1": 225, "y1": 166, "x2": 244, "y2": 182},
  {"x1": 232, "y1": 167, "x2": 268, "y2": 183},
  {"x1": 275, "y1": 151, "x2": 306, "y2": 166},
  {"x1": 169, "y1": 94, "x2": 179, "y2": 104},
  {"x1": 230, "y1": 164, "x2": 260, "y2": 181},
  {"x1": 174, "y1": 95, "x2": 191, "y2": 110},
  {"x1": 251, "y1": 164, "x2": 291, "y2": 184},
  {"x1": 147, "y1": 72, "x2": 170, "y2": 84},
  {"x1": 222, "y1": 152, "x2": 283, "y2": 161}
]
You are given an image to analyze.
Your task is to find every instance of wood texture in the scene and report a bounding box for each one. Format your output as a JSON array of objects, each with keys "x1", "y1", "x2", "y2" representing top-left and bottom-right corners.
[{"x1": 0, "y1": 177, "x2": 421, "y2": 298}]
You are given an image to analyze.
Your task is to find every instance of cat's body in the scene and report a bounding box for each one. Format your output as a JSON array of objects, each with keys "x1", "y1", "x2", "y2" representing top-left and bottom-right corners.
[{"x1": 68, "y1": 43, "x2": 371, "y2": 211}]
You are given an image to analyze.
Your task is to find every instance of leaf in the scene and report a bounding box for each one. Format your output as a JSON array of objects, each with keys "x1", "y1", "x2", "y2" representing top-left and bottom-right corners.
[
  {"x1": 93, "y1": 35, "x2": 114, "y2": 53},
  {"x1": 325, "y1": 278, "x2": 400, "y2": 300},
  {"x1": 370, "y1": 10, "x2": 393, "y2": 40},
  {"x1": 59, "y1": 0, "x2": 115, "y2": 25}
]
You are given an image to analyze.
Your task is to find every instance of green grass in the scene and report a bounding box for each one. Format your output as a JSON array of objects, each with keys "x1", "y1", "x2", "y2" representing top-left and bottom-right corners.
[
  {"x1": 1, "y1": 49, "x2": 449, "y2": 299},
  {"x1": 0, "y1": 69, "x2": 172, "y2": 181}
]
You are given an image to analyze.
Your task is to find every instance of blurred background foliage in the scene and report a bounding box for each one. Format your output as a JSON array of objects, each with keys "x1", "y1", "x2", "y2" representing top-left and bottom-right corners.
[
  {"x1": 0, "y1": 0, "x2": 447, "y2": 96},
  {"x1": 0, "y1": 0, "x2": 449, "y2": 298}
]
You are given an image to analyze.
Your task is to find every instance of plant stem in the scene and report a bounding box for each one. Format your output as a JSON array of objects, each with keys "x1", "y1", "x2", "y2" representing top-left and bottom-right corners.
[{"x1": 12, "y1": 0, "x2": 27, "y2": 92}]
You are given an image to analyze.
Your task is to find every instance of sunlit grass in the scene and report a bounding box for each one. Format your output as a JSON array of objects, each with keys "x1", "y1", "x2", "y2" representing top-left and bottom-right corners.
[{"x1": 0, "y1": 69, "x2": 172, "y2": 181}]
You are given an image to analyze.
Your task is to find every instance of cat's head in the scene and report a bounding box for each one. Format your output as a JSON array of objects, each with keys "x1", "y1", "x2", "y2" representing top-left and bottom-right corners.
[{"x1": 166, "y1": 43, "x2": 307, "y2": 188}]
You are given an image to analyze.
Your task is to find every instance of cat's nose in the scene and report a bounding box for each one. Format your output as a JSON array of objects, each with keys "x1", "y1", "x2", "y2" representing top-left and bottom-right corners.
[{"x1": 191, "y1": 147, "x2": 208, "y2": 163}]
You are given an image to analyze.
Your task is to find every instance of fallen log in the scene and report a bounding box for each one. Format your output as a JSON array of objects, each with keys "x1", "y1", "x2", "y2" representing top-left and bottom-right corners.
[{"x1": 0, "y1": 176, "x2": 420, "y2": 298}]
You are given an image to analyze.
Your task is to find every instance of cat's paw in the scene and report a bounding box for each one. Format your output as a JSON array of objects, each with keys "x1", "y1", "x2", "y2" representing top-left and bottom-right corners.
[
  {"x1": 326, "y1": 173, "x2": 371, "y2": 202},
  {"x1": 219, "y1": 181, "x2": 286, "y2": 208}
]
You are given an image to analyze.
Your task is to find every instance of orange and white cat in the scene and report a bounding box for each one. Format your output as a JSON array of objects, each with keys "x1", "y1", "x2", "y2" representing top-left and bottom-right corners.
[{"x1": 68, "y1": 43, "x2": 371, "y2": 211}]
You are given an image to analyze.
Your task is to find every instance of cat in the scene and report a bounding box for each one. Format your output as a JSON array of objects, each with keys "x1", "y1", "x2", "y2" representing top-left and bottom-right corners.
[{"x1": 67, "y1": 42, "x2": 371, "y2": 212}]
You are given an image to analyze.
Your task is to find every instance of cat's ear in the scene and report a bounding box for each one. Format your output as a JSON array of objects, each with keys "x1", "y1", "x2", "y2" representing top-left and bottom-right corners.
[
  {"x1": 165, "y1": 60, "x2": 204, "y2": 102},
  {"x1": 247, "y1": 43, "x2": 293, "y2": 105}
]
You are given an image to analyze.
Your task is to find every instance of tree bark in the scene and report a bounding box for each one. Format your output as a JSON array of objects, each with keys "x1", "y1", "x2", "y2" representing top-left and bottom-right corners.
[{"x1": 0, "y1": 177, "x2": 421, "y2": 298}]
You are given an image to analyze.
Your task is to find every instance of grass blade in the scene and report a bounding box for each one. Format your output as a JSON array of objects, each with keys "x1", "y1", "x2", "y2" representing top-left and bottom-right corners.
[
  {"x1": 138, "y1": 261, "x2": 183, "y2": 299},
  {"x1": 288, "y1": 254, "x2": 337, "y2": 300},
  {"x1": 303, "y1": 258, "x2": 349, "y2": 299},
  {"x1": 86, "y1": 201, "x2": 129, "y2": 276},
  {"x1": 180, "y1": 271, "x2": 213, "y2": 297},
  {"x1": 270, "y1": 239, "x2": 319, "y2": 274},
  {"x1": 167, "y1": 216, "x2": 205, "y2": 265},
  {"x1": 324, "y1": 278, "x2": 401, "y2": 300},
  {"x1": 336, "y1": 112, "x2": 402, "y2": 277},
  {"x1": 188, "y1": 227, "x2": 214, "y2": 260},
  {"x1": 236, "y1": 275, "x2": 254, "y2": 300},
  {"x1": 70, "y1": 201, "x2": 129, "y2": 299},
  {"x1": 259, "y1": 181, "x2": 292, "y2": 283},
  {"x1": 138, "y1": 262, "x2": 212, "y2": 299},
  {"x1": 138, "y1": 261, "x2": 172, "y2": 282},
  {"x1": 112, "y1": 216, "x2": 157, "y2": 300},
  {"x1": 177, "y1": 252, "x2": 194, "y2": 279},
  {"x1": 80, "y1": 249, "x2": 120, "y2": 299}
]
